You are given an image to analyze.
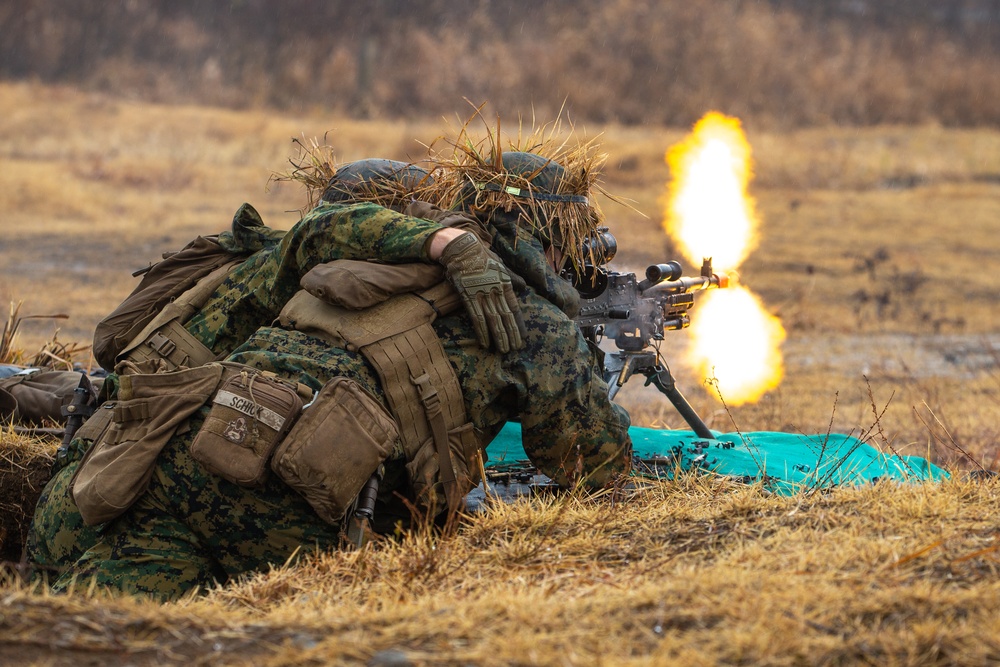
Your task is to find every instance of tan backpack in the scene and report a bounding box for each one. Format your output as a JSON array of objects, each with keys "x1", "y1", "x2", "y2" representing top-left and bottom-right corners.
[{"x1": 92, "y1": 202, "x2": 284, "y2": 372}]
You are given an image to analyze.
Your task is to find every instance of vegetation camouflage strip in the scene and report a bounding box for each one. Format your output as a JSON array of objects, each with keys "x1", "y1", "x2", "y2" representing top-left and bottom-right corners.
[{"x1": 31, "y1": 200, "x2": 630, "y2": 600}]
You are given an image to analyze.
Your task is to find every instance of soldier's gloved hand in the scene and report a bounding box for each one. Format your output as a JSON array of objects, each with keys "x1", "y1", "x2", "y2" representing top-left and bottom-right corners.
[{"x1": 439, "y1": 232, "x2": 526, "y2": 353}]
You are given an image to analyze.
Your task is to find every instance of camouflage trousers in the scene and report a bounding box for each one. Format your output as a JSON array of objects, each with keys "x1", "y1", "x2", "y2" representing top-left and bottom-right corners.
[
  {"x1": 25, "y1": 437, "x2": 100, "y2": 584},
  {"x1": 50, "y1": 408, "x2": 345, "y2": 601}
]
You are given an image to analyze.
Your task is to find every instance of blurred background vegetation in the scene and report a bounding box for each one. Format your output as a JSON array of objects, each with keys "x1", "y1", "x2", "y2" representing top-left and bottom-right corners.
[{"x1": 2, "y1": 0, "x2": 999, "y2": 128}]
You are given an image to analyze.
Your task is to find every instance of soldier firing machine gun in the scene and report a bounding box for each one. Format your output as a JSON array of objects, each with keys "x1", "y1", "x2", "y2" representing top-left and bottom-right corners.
[
  {"x1": 465, "y1": 228, "x2": 731, "y2": 509},
  {"x1": 566, "y1": 228, "x2": 729, "y2": 439}
]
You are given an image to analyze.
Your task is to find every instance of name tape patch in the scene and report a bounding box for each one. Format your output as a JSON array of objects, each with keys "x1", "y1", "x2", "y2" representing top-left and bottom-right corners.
[{"x1": 213, "y1": 390, "x2": 286, "y2": 431}]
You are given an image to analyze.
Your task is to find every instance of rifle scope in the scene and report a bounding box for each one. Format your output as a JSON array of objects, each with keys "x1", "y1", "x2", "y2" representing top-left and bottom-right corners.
[{"x1": 564, "y1": 227, "x2": 619, "y2": 299}]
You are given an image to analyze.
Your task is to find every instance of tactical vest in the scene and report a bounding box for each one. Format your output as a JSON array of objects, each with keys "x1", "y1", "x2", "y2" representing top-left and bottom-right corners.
[
  {"x1": 279, "y1": 260, "x2": 480, "y2": 514},
  {"x1": 110, "y1": 254, "x2": 478, "y2": 515},
  {"x1": 115, "y1": 260, "x2": 237, "y2": 370}
]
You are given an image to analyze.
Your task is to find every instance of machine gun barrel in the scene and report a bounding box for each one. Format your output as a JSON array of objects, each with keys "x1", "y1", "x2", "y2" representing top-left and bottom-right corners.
[{"x1": 646, "y1": 272, "x2": 729, "y2": 295}]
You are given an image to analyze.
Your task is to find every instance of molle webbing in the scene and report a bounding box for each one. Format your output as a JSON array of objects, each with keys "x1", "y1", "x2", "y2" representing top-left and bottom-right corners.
[
  {"x1": 361, "y1": 322, "x2": 471, "y2": 511},
  {"x1": 276, "y1": 272, "x2": 475, "y2": 513},
  {"x1": 117, "y1": 260, "x2": 238, "y2": 369}
]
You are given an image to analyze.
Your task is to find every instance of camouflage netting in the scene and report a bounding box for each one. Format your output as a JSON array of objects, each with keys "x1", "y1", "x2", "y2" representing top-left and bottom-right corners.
[{"x1": 0, "y1": 430, "x2": 55, "y2": 563}]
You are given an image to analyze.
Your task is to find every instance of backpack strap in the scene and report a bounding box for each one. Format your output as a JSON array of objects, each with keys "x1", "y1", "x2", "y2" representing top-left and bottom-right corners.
[{"x1": 117, "y1": 260, "x2": 239, "y2": 369}]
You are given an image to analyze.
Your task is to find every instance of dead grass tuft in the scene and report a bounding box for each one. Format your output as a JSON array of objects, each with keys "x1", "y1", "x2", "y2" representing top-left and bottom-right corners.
[
  {"x1": 0, "y1": 429, "x2": 56, "y2": 564},
  {"x1": 6, "y1": 477, "x2": 1000, "y2": 664},
  {"x1": 1, "y1": 302, "x2": 73, "y2": 366},
  {"x1": 267, "y1": 135, "x2": 438, "y2": 217}
]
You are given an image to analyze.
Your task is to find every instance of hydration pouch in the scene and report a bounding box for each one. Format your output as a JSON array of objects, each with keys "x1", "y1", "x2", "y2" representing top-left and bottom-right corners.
[
  {"x1": 189, "y1": 364, "x2": 307, "y2": 487},
  {"x1": 71, "y1": 363, "x2": 225, "y2": 526},
  {"x1": 271, "y1": 377, "x2": 399, "y2": 524}
]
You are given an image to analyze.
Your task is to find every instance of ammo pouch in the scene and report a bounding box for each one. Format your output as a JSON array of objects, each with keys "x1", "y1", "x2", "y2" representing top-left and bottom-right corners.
[
  {"x1": 189, "y1": 363, "x2": 308, "y2": 487},
  {"x1": 70, "y1": 363, "x2": 225, "y2": 526},
  {"x1": 271, "y1": 377, "x2": 399, "y2": 524}
]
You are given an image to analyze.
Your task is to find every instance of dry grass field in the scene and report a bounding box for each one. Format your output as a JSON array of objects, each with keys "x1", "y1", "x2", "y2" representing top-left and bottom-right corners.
[{"x1": 3, "y1": 80, "x2": 1000, "y2": 665}]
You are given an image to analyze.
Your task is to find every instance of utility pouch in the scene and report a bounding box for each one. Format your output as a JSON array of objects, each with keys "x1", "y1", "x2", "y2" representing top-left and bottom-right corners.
[
  {"x1": 271, "y1": 377, "x2": 398, "y2": 524},
  {"x1": 189, "y1": 363, "x2": 306, "y2": 487},
  {"x1": 71, "y1": 363, "x2": 224, "y2": 526}
]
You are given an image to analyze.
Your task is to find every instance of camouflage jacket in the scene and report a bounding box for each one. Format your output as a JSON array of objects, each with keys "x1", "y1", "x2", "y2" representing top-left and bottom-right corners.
[
  {"x1": 35, "y1": 200, "x2": 631, "y2": 601},
  {"x1": 186, "y1": 201, "x2": 445, "y2": 354},
  {"x1": 222, "y1": 204, "x2": 631, "y2": 500}
]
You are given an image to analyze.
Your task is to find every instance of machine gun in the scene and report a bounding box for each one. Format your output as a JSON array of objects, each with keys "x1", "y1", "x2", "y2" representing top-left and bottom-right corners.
[
  {"x1": 567, "y1": 228, "x2": 729, "y2": 439},
  {"x1": 467, "y1": 229, "x2": 731, "y2": 510}
]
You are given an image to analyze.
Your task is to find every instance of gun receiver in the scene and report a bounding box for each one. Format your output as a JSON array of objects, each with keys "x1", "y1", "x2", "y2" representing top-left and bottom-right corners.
[
  {"x1": 573, "y1": 257, "x2": 729, "y2": 439},
  {"x1": 576, "y1": 258, "x2": 728, "y2": 351}
]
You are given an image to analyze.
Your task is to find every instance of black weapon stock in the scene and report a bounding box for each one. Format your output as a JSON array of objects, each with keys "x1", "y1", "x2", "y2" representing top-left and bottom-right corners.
[{"x1": 57, "y1": 371, "x2": 96, "y2": 465}]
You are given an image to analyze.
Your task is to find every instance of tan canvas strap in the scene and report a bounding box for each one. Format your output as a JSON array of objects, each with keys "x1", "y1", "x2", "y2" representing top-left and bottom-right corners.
[
  {"x1": 411, "y1": 372, "x2": 457, "y2": 489},
  {"x1": 362, "y1": 322, "x2": 470, "y2": 511},
  {"x1": 117, "y1": 260, "x2": 238, "y2": 367},
  {"x1": 113, "y1": 401, "x2": 150, "y2": 423}
]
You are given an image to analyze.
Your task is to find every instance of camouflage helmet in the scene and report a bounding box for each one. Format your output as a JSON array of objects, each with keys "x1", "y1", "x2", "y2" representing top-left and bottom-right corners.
[
  {"x1": 456, "y1": 150, "x2": 602, "y2": 267},
  {"x1": 320, "y1": 159, "x2": 434, "y2": 210}
]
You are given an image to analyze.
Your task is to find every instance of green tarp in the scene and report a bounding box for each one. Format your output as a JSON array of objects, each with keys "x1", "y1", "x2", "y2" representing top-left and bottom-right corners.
[{"x1": 485, "y1": 423, "x2": 948, "y2": 494}]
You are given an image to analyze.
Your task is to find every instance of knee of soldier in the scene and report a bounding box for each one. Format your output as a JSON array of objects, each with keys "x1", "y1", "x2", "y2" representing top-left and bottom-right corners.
[{"x1": 26, "y1": 462, "x2": 93, "y2": 566}]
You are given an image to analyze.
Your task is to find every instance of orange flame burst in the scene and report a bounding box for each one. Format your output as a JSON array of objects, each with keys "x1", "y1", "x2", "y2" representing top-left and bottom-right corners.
[{"x1": 664, "y1": 112, "x2": 785, "y2": 405}]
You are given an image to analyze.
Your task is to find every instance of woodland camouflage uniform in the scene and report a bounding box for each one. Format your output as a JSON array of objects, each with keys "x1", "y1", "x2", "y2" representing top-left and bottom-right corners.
[{"x1": 30, "y1": 155, "x2": 631, "y2": 601}]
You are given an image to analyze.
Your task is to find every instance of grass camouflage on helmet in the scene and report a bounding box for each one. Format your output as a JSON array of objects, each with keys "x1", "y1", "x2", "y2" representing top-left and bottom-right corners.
[
  {"x1": 428, "y1": 111, "x2": 614, "y2": 272},
  {"x1": 320, "y1": 159, "x2": 434, "y2": 209},
  {"x1": 270, "y1": 136, "x2": 436, "y2": 214}
]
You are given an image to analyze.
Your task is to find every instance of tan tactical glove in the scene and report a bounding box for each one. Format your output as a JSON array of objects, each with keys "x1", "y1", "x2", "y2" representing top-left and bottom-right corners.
[{"x1": 439, "y1": 232, "x2": 526, "y2": 353}]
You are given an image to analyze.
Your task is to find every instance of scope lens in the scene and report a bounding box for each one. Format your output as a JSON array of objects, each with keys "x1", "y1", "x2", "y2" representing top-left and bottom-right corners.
[{"x1": 581, "y1": 227, "x2": 617, "y2": 265}]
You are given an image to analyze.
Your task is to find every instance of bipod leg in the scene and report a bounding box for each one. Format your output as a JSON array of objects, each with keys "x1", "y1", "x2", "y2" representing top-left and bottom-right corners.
[{"x1": 644, "y1": 366, "x2": 714, "y2": 440}]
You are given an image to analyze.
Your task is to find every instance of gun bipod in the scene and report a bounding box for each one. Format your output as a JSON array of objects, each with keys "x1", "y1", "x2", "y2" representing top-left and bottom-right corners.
[{"x1": 605, "y1": 350, "x2": 714, "y2": 440}]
